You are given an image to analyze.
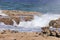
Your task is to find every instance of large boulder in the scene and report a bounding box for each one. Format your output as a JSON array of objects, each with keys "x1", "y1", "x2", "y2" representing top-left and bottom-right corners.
[
  {"x1": 0, "y1": 10, "x2": 42, "y2": 25},
  {"x1": 49, "y1": 20, "x2": 57, "y2": 27},
  {"x1": 49, "y1": 18, "x2": 60, "y2": 28}
]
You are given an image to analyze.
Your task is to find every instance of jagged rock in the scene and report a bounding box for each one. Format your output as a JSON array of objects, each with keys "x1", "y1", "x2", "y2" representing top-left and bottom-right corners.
[
  {"x1": 48, "y1": 18, "x2": 60, "y2": 37},
  {"x1": 41, "y1": 27, "x2": 51, "y2": 37},
  {"x1": 41, "y1": 27, "x2": 60, "y2": 37},
  {"x1": 0, "y1": 30, "x2": 6, "y2": 34},
  {"x1": 41, "y1": 27, "x2": 50, "y2": 33},
  {"x1": 2, "y1": 10, "x2": 41, "y2": 21},
  {"x1": 0, "y1": 17, "x2": 13, "y2": 25},
  {"x1": 49, "y1": 20, "x2": 56, "y2": 27},
  {"x1": 2, "y1": 10, "x2": 35, "y2": 24},
  {"x1": 55, "y1": 30, "x2": 60, "y2": 35},
  {"x1": 0, "y1": 16, "x2": 34, "y2": 25},
  {"x1": 11, "y1": 16, "x2": 20, "y2": 24},
  {"x1": 50, "y1": 30, "x2": 56, "y2": 36},
  {"x1": 54, "y1": 30, "x2": 60, "y2": 37},
  {"x1": 49, "y1": 18, "x2": 60, "y2": 28}
]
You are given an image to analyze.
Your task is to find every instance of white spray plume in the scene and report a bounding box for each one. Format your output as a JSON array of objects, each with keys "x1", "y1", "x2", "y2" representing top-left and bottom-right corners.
[
  {"x1": 0, "y1": 10, "x2": 60, "y2": 28},
  {"x1": 17, "y1": 13, "x2": 60, "y2": 28}
]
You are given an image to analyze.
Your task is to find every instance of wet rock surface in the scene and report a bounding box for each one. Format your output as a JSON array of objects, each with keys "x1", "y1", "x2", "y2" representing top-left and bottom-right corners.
[
  {"x1": 0, "y1": 10, "x2": 40, "y2": 25},
  {"x1": 40, "y1": 18, "x2": 60, "y2": 38},
  {"x1": 49, "y1": 18, "x2": 60, "y2": 28},
  {"x1": 11, "y1": 16, "x2": 20, "y2": 24},
  {"x1": 41, "y1": 27, "x2": 60, "y2": 38},
  {"x1": 0, "y1": 10, "x2": 36, "y2": 26},
  {"x1": 0, "y1": 17, "x2": 13, "y2": 25}
]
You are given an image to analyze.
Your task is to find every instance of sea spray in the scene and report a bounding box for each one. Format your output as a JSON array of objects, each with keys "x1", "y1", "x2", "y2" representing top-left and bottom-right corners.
[
  {"x1": 0, "y1": 10, "x2": 60, "y2": 28},
  {"x1": 0, "y1": 11, "x2": 60, "y2": 31},
  {"x1": 17, "y1": 13, "x2": 60, "y2": 28}
]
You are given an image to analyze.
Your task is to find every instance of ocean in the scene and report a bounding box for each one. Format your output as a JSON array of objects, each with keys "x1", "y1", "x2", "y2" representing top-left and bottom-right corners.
[{"x1": 0, "y1": 0, "x2": 60, "y2": 13}]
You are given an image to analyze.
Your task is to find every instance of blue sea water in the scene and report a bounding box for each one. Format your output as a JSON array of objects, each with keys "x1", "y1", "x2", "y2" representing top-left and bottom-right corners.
[{"x1": 0, "y1": 0, "x2": 60, "y2": 13}]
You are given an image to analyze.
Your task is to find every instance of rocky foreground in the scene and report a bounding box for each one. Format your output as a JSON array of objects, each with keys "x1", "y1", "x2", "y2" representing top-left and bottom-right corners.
[
  {"x1": 40, "y1": 18, "x2": 60, "y2": 38},
  {"x1": 0, "y1": 17, "x2": 60, "y2": 40},
  {"x1": 0, "y1": 30, "x2": 60, "y2": 40},
  {"x1": 0, "y1": 10, "x2": 60, "y2": 40}
]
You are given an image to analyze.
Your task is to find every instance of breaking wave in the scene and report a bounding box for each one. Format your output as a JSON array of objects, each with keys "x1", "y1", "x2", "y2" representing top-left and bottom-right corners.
[
  {"x1": 18, "y1": 14, "x2": 60, "y2": 28},
  {"x1": 0, "y1": 10, "x2": 60, "y2": 31}
]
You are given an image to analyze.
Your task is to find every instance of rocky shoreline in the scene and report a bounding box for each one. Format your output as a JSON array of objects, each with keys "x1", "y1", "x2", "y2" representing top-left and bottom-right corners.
[
  {"x1": 0, "y1": 18, "x2": 60, "y2": 40},
  {"x1": 0, "y1": 10, "x2": 60, "y2": 40},
  {"x1": 0, "y1": 10, "x2": 41, "y2": 25}
]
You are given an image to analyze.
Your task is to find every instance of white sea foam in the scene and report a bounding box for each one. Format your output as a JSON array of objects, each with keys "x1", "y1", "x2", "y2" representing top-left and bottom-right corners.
[
  {"x1": 12, "y1": 19, "x2": 18, "y2": 26},
  {"x1": 17, "y1": 13, "x2": 60, "y2": 28},
  {"x1": 0, "y1": 10, "x2": 60, "y2": 28}
]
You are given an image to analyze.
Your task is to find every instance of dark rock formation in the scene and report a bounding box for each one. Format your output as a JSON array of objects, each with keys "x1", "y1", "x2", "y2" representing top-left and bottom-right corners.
[
  {"x1": 49, "y1": 18, "x2": 60, "y2": 28},
  {"x1": 41, "y1": 27, "x2": 51, "y2": 37},
  {"x1": 11, "y1": 16, "x2": 20, "y2": 24},
  {"x1": 0, "y1": 10, "x2": 42, "y2": 25},
  {"x1": 0, "y1": 17, "x2": 13, "y2": 25},
  {"x1": 41, "y1": 27, "x2": 60, "y2": 38}
]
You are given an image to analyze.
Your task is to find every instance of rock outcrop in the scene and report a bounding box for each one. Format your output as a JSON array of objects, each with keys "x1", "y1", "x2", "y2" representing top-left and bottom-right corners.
[
  {"x1": 41, "y1": 27, "x2": 60, "y2": 37},
  {"x1": 41, "y1": 18, "x2": 60, "y2": 37},
  {"x1": 11, "y1": 16, "x2": 20, "y2": 24},
  {"x1": 2, "y1": 10, "x2": 41, "y2": 21},
  {"x1": 49, "y1": 18, "x2": 60, "y2": 28},
  {"x1": 0, "y1": 17, "x2": 13, "y2": 25},
  {"x1": 0, "y1": 10, "x2": 41, "y2": 25}
]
